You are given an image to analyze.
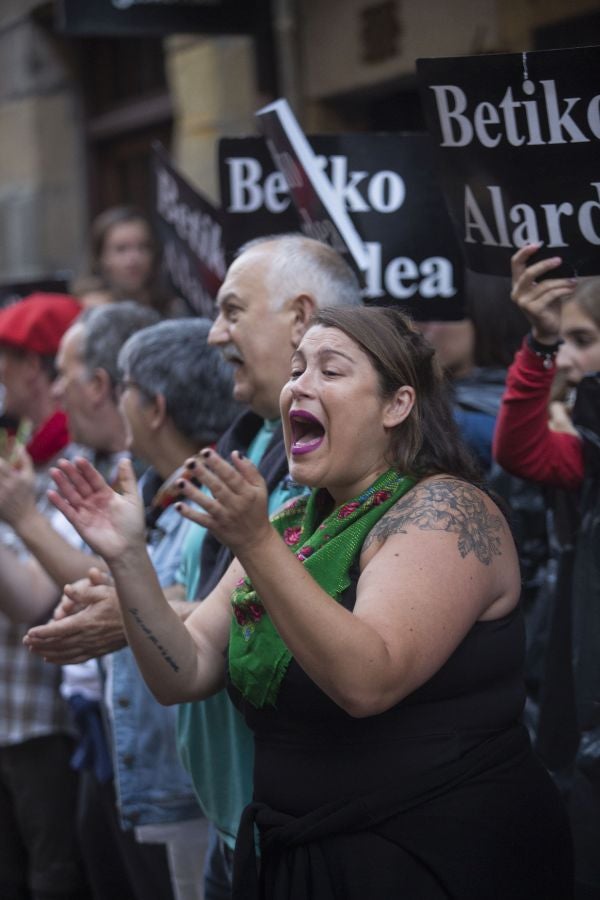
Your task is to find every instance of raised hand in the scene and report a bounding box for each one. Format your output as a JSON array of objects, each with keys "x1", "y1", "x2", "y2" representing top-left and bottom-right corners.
[
  {"x1": 48, "y1": 457, "x2": 145, "y2": 562},
  {"x1": 0, "y1": 448, "x2": 36, "y2": 527},
  {"x1": 511, "y1": 244, "x2": 577, "y2": 343},
  {"x1": 24, "y1": 569, "x2": 126, "y2": 664},
  {"x1": 175, "y1": 449, "x2": 271, "y2": 557}
]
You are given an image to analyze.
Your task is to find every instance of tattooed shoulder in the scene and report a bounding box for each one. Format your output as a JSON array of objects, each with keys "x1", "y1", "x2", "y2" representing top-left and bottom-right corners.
[{"x1": 363, "y1": 478, "x2": 503, "y2": 565}]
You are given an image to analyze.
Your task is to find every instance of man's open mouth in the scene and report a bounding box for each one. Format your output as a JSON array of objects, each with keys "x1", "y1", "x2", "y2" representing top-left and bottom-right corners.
[
  {"x1": 289, "y1": 410, "x2": 325, "y2": 456},
  {"x1": 222, "y1": 346, "x2": 244, "y2": 366}
]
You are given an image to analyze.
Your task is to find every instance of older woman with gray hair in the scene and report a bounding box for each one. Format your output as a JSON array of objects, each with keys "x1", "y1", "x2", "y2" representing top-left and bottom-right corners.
[{"x1": 118, "y1": 318, "x2": 239, "y2": 448}]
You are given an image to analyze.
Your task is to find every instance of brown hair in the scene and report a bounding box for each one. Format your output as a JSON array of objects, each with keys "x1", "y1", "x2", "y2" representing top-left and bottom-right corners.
[
  {"x1": 88, "y1": 206, "x2": 172, "y2": 316},
  {"x1": 311, "y1": 306, "x2": 482, "y2": 483},
  {"x1": 572, "y1": 276, "x2": 600, "y2": 329}
]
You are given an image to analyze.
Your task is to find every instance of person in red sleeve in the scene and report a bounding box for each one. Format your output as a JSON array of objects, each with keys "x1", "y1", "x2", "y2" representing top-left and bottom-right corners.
[
  {"x1": 493, "y1": 244, "x2": 600, "y2": 488},
  {"x1": 494, "y1": 245, "x2": 600, "y2": 900}
]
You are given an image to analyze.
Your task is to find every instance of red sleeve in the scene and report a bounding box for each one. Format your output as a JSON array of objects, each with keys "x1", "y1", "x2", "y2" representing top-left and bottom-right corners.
[{"x1": 493, "y1": 339, "x2": 584, "y2": 490}]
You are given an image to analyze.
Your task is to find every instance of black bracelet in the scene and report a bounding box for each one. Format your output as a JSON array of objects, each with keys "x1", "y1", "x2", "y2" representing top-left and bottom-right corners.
[{"x1": 526, "y1": 332, "x2": 564, "y2": 369}]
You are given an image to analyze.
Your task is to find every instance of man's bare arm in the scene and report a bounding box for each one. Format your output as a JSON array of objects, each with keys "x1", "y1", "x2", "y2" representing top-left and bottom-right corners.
[{"x1": 16, "y1": 505, "x2": 106, "y2": 588}]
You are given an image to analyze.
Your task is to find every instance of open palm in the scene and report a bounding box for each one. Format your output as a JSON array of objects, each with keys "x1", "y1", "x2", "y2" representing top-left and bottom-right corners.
[{"x1": 49, "y1": 457, "x2": 145, "y2": 563}]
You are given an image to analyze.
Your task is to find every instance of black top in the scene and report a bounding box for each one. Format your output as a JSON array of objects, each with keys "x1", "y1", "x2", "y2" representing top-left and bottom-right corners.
[
  {"x1": 229, "y1": 567, "x2": 573, "y2": 899},
  {"x1": 231, "y1": 567, "x2": 526, "y2": 815}
]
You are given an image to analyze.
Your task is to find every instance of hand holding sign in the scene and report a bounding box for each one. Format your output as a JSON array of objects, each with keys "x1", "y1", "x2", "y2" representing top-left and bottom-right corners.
[
  {"x1": 417, "y1": 45, "x2": 600, "y2": 278},
  {"x1": 510, "y1": 244, "x2": 577, "y2": 342}
]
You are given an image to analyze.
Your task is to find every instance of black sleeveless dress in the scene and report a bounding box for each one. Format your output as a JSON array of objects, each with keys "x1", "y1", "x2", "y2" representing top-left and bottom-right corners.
[{"x1": 229, "y1": 569, "x2": 573, "y2": 899}]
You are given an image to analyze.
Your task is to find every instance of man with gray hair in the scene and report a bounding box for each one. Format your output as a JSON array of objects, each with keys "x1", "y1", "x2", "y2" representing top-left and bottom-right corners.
[{"x1": 209, "y1": 234, "x2": 362, "y2": 421}]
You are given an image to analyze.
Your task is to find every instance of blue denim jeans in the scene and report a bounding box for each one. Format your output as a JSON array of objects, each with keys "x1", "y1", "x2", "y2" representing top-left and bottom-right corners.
[{"x1": 203, "y1": 824, "x2": 234, "y2": 900}]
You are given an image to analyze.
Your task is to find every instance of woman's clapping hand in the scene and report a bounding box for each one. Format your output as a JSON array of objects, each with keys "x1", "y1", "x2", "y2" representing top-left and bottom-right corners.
[
  {"x1": 175, "y1": 449, "x2": 272, "y2": 557},
  {"x1": 49, "y1": 457, "x2": 145, "y2": 563}
]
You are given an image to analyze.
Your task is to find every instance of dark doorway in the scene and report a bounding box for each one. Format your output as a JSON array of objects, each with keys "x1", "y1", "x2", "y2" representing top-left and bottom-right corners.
[{"x1": 79, "y1": 36, "x2": 173, "y2": 218}]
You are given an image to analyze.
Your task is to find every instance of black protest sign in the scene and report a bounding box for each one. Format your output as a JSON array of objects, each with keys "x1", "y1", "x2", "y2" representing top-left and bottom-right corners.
[
  {"x1": 152, "y1": 143, "x2": 225, "y2": 317},
  {"x1": 218, "y1": 133, "x2": 464, "y2": 320},
  {"x1": 219, "y1": 136, "x2": 301, "y2": 263},
  {"x1": 314, "y1": 133, "x2": 464, "y2": 319},
  {"x1": 256, "y1": 99, "x2": 370, "y2": 275},
  {"x1": 417, "y1": 45, "x2": 600, "y2": 278}
]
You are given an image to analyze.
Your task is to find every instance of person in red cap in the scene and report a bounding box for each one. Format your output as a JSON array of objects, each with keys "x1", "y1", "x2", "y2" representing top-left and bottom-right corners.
[
  {"x1": 0, "y1": 293, "x2": 81, "y2": 465},
  {"x1": 0, "y1": 292, "x2": 91, "y2": 899},
  {"x1": 0, "y1": 292, "x2": 82, "y2": 354}
]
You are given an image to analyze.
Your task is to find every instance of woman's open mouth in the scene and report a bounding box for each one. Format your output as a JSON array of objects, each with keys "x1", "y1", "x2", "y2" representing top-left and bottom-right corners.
[{"x1": 289, "y1": 410, "x2": 325, "y2": 456}]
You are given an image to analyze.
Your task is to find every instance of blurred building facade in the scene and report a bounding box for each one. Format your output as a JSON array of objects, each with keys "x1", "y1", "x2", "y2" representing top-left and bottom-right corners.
[{"x1": 1, "y1": 0, "x2": 599, "y2": 294}]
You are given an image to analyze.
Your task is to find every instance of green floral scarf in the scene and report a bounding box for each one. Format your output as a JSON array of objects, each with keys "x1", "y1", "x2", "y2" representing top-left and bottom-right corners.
[{"x1": 229, "y1": 468, "x2": 415, "y2": 708}]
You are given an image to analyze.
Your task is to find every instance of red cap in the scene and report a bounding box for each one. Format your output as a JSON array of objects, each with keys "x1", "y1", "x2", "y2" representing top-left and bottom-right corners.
[{"x1": 0, "y1": 293, "x2": 81, "y2": 356}]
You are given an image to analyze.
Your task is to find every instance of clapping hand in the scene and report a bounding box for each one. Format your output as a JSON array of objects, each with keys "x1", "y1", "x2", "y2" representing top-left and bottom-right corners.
[
  {"x1": 24, "y1": 567, "x2": 126, "y2": 664},
  {"x1": 0, "y1": 447, "x2": 36, "y2": 527},
  {"x1": 174, "y1": 449, "x2": 271, "y2": 557},
  {"x1": 49, "y1": 457, "x2": 145, "y2": 563}
]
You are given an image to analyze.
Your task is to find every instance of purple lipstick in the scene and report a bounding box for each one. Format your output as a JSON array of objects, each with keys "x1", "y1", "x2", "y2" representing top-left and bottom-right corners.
[{"x1": 289, "y1": 410, "x2": 325, "y2": 456}]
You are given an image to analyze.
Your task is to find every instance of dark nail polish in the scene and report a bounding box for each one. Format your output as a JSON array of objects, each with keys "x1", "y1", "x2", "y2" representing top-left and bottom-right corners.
[
  {"x1": 186, "y1": 459, "x2": 197, "y2": 470},
  {"x1": 201, "y1": 448, "x2": 211, "y2": 458}
]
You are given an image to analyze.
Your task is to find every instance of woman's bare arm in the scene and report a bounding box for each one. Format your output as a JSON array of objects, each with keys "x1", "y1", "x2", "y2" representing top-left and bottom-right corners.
[
  {"x1": 46, "y1": 455, "x2": 234, "y2": 704},
  {"x1": 176, "y1": 454, "x2": 519, "y2": 718}
]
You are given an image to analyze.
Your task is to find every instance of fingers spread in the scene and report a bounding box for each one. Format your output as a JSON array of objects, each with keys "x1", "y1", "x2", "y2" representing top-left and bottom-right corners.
[
  {"x1": 62, "y1": 458, "x2": 101, "y2": 498},
  {"x1": 230, "y1": 450, "x2": 263, "y2": 486},
  {"x1": 115, "y1": 458, "x2": 138, "y2": 497},
  {"x1": 75, "y1": 456, "x2": 112, "y2": 491},
  {"x1": 47, "y1": 487, "x2": 79, "y2": 524},
  {"x1": 511, "y1": 243, "x2": 542, "y2": 268},
  {"x1": 50, "y1": 467, "x2": 88, "y2": 509},
  {"x1": 174, "y1": 502, "x2": 214, "y2": 529},
  {"x1": 516, "y1": 253, "x2": 562, "y2": 283},
  {"x1": 195, "y1": 451, "x2": 246, "y2": 497}
]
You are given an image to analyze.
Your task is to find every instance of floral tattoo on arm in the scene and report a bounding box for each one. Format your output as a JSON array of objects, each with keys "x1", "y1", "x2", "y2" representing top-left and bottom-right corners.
[{"x1": 363, "y1": 480, "x2": 503, "y2": 565}]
